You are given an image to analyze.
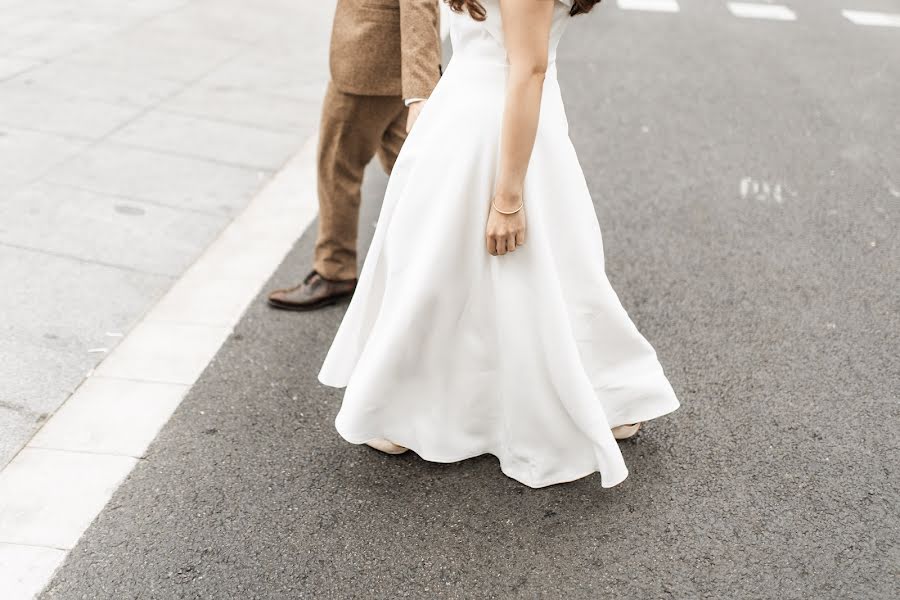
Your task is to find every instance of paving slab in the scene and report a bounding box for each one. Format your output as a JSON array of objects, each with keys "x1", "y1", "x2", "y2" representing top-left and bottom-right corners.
[
  {"x1": 28, "y1": 377, "x2": 188, "y2": 457},
  {"x1": 10, "y1": 21, "x2": 123, "y2": 61},
  {"x1": 0, "y1": 335, "x2": 88, "y2": 418},
  {"x1": 0, "y1": 128, "x2": 89, "y2": 192},
  {"x1": 148, "y1": 272, "x2": 261, "y2": 328},
  {"x1": 161, "y1": 82, "x2": 325, "y2": 133},
  {"x1": 0, "y1": 409, "x2": 44, "y2": 473},
  {"x1": 0, "y1": 61, "x2": 183, "y2": 108},
  {"x1": 0, "y1": 0, "x2": 179, "y2": 23},
  {"x1": 0, "y1": 56, "x2": 39, "y2": 80},
  {"x1": 0, "y1": 84, "x2": 140, "y2": 139},
  {"x1": 0, "y1": 17, "x2": 52, "y2": 55},
  {"x1": 198, "y1": 52, "x2": 330, "y2": 100},
  {"x1": 0, "y1": 448, "x2": 137, "y2": 549},
  {"x1": 145, "y1": 3, "x2": 288, "y2": 44},
  {"x1": 43, "y1": 142, "x2": 265, "y2": 217},
  {"x1": 61, "y1": 27, "x2": 248, "y2": 83},
  {"x1": 108, "y1": 111, "x2": 301, "y2": 170},
  {"x1": 93, "y1": 320, "x2": 231, "y2": 385},
  {"x1": 0, "y1": 182, "x2": 229, "y2": 276},
  {"x1": 0, "y1": 246, "x2": 174, "y2": 348},
  {"x1": 0, "y1": 543, "x2": 67, "y2": 600}
]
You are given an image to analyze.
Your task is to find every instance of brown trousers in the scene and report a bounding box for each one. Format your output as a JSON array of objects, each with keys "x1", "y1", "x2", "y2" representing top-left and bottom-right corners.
[{"x1": 313, "y1": 82, "x2": 408, "y2": 281}]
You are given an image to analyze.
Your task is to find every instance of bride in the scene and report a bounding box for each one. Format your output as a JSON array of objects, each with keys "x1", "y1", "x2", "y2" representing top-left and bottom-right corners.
[{"x1": 318, "y1": 0, "x2": 680, "y2": 488}]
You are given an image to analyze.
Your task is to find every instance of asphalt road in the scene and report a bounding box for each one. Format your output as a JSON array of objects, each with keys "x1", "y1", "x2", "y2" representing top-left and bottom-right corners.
[{"x1": 43, "y1": 3, "x2": 898, "y2": 599}]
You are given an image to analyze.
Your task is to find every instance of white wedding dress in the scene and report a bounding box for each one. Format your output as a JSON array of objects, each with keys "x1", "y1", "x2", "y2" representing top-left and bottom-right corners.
[{"x1": 318, "y1": 0, "x2": 680, "y2": 488}]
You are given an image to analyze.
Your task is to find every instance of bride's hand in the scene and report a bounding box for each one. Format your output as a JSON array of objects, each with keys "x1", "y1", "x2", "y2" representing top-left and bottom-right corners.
[{"x1": 485, "y1": 192, "x2": 527, "y2": 256}]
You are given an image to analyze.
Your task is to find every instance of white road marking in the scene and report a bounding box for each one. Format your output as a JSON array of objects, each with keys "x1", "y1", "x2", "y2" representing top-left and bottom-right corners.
[
  {"x1": 842, "y1": 10, "x2": 900, "y2": 27},
  {"x1": 617, "y1": 0, "x2": 680, "y2": 13},
  {"x1": 740, "y1": 177, "x2": 786, "y2": 204},
  {"x1": 612, "y1": 2, "x2": 900, "y2": 27},
  {"x1": 728, "y1": 2, "x2": 797, "y2": 21}
]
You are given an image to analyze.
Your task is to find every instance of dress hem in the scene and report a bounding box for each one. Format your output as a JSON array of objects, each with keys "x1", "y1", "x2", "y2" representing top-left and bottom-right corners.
[
  {"x1": 336, "y1": 424, "x2": 630, "y2": 489},
  {"x1": 320, "y1": 373, "x2": 678, "y2": 489}
]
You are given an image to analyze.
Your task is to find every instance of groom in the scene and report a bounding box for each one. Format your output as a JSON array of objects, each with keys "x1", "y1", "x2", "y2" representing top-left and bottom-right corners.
[{"x1": 268, "y1": 0, "x2": 442, "y2": 311}]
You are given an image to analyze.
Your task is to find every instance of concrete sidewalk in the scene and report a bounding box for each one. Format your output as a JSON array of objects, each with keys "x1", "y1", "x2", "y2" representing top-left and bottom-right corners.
[{"x1": 0, "y1": 0, "x2": 334, "y2": 468}]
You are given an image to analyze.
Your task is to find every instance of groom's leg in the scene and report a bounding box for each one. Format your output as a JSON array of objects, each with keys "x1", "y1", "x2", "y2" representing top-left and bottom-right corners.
[
  {"x1": 314, "y1": 83, "x2": 405, "y2": 281},
  {"x1": 376, "y1": 105, "x2": 409, "y2": 174}
]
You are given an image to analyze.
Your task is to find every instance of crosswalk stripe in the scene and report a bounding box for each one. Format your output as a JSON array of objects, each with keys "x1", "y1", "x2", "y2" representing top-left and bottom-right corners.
[
  {"x1": 616, "y1": 0, "x2": 680, "y2": 13},
  {"x1": 727, "y1": 2, "x2": 797, "y2": 21},
  {"x1": 841, "y1": 10, "x2": 900, "y2": 27}
]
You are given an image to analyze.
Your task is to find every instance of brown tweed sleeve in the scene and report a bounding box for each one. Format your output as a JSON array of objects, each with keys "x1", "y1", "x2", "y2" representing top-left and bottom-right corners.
[{"x1": 399, "y1": 0, "x2": 442, "y2": 100}]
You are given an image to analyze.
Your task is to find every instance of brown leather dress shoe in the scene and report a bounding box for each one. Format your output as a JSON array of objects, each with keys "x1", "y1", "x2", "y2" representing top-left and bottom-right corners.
[{"x1": 267, "y1": 271, "x2": 356, "y2": 311}]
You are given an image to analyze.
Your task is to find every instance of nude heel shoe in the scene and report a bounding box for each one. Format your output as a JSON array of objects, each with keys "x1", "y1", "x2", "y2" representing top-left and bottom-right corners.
[
  {"x1": 612, "y1": 422, "x2": 642, "y2": 440},
  {"x1": 365, "y1": 438, "x2": 409, "y2": 454}
]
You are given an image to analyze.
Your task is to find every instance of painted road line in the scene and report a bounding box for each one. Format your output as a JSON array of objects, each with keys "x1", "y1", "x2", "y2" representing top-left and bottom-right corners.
[
  {"x1": 0, "y1": 135, "x2": 320, "y2": 600},
  {"x1": 728, "y1": 2, "x2": 797, "y2": 21},
  {"x1": 842, "y1": 10, "x2": 900, "y2": 27},
  {"x1": 617, "y1": 0, "x2": 680, "y2": 13}
]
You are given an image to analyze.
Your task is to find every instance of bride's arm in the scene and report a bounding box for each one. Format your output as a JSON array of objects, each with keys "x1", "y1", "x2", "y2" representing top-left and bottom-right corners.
[{"x1": 487, "y1": 0, "x2": 556, "y2": 256}]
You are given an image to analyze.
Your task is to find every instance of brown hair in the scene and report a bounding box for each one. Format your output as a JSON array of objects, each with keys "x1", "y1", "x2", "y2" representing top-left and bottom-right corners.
[{"x1": 446, "y1": 0, "x2": 601, "y2": 21}]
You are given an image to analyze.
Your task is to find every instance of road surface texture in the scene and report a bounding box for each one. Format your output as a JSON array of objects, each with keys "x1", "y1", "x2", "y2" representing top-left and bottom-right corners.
[{"x1": 42, "y1": 2, "x2": 898, "y2": 598}]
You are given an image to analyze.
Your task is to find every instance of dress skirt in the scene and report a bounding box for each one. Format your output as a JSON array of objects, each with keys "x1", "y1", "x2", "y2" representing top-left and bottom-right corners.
[{"x1": 318, "y1": 56, "x2": 680, "y2": 488}]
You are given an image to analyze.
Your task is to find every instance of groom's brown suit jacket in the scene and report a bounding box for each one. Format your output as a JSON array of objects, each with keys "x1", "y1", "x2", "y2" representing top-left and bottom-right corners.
[
  {"x1": 330, "y1": 0, "x2": 442, "y2": 98},
  {"x1": 314, "y1": 0, "x2": 442, "y2": 281}
]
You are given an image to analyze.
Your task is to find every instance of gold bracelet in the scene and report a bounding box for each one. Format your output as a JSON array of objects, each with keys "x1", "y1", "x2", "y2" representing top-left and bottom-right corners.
[{"x1": 491, "y1": 200, "x2": 524, "y2": 215}]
